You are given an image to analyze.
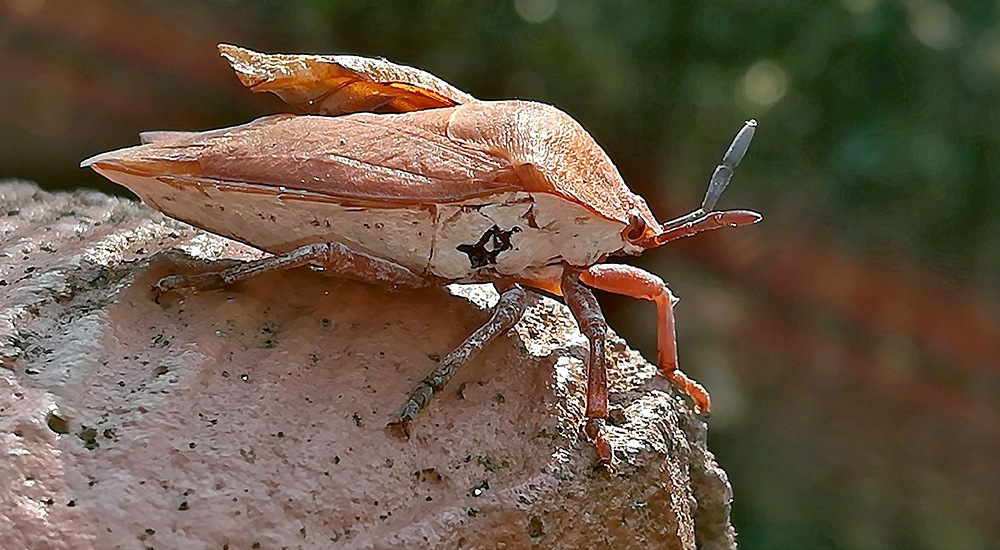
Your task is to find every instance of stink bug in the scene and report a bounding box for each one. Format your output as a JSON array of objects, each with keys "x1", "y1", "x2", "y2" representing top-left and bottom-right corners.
[{"x1": 82, "y1": 44, "x2": 760, "y2": 466}]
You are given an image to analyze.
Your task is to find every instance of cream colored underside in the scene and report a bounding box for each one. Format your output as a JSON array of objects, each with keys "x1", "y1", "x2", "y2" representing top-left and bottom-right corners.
[{"x1": 98, "y1": 169, "x2": 635, "y2": 282}]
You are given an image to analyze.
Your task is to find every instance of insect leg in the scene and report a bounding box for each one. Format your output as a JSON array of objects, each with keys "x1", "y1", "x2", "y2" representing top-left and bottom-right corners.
[
  {"x1": 561, "y1": 268, "x2": 614, "y2": 467},
  {"x1": 390, "y1": 284, "x2": 529, "y2": 437},
  {"x1": 154, "y1": 241, "x2": 431, "y2": 296},
  {"x1": 580, "y1": 264, "x2": 711, "y2": 415}
]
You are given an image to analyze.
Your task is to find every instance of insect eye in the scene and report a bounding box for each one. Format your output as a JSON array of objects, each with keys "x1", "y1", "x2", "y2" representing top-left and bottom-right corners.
[{"x1": 624, "y1": 209, "x2": 647, "y2": 243}]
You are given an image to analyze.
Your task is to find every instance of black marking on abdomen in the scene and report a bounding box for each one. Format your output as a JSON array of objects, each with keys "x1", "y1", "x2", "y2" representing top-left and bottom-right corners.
[{"x1": 458, "y1": 225, "x2": 520, "y2": 269}]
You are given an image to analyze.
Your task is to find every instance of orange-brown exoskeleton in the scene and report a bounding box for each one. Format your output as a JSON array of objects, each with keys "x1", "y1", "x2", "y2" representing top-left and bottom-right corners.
[{"x1": 83, "y1": 44, "x2": 761, "y2": 466}]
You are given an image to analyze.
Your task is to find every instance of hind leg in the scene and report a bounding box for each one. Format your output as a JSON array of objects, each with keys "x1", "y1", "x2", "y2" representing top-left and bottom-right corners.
[{"x1": 154, "y1": 241, "x2": 433, "y2": 296}]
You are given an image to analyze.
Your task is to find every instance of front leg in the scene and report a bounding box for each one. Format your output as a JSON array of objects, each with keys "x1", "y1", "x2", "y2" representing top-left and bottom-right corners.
[
  {"x1": 154, "y1": 241, "x2": 432, "y2": 295},
  {"x1": 579, "y1": 264, "x2": 711, "y2": 414},
  {"x1": 560, "y1": 268, "x2": 614, "y2": 467}
]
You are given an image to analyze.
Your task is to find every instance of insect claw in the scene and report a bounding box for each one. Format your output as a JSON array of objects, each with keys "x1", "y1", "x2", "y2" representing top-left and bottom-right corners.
[
  {"x1": 150, "y1": 274, "x2": 183, "y2": 304},
  {"x1": 153, "y1": 272, "x2": 225, "y2": 300},
  {"x1": 386, "y1": 417, "x2": 412, "y2": 440},
  {"x1": 591, "y1": 458, "x2": 616, "y2": 474},
  {"x1": 584, "y1": 418, "x2": 615, "y2": 470}
]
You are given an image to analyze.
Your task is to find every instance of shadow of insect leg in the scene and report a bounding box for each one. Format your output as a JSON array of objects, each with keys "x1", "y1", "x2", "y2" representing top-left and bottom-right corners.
[
  {"x1": 580, "y1": 264, "x2": 711, "y2": 415},
  {"x1": 561, "y1": 268, "x2": 614, "y2": 467},
  {"x1": 390, "y1": 284, "x2": 529, "y2": 437},
  {"x1": 154, "y1": 241, "x2": 433, "y2": 297}
]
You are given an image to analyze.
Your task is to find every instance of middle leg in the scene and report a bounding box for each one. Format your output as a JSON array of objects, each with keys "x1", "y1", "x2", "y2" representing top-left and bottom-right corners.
[
  {"x1": 390, "y1": 283, "x2": 530, "y2": 437},
  {"x1": 561, "y1": 268, "x2": 614, "y2": 466}
]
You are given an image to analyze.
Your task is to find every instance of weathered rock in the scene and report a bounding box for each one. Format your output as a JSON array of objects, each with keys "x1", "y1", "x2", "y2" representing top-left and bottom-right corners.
[{"x1": 0, "y1": 181, "x2": 736, "y2": 550}]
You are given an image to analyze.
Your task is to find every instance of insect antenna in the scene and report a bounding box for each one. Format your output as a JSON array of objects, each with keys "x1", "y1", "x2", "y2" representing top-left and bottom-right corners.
[{"x1": 652, "y1": 120, "x2": 760, "y2": 245}]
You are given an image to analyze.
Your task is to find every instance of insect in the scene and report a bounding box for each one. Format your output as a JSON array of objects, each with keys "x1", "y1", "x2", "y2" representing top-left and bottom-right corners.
[{"x1": 82, "y1": 44, "x2": 760, "y2": 466}]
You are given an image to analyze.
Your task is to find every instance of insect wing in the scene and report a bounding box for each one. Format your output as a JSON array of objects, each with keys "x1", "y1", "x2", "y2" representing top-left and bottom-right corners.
[
  {"x1": 83, "y1": 112, "x2": 520, "y2": 205},
  {"x1": 219, "y1": 44, "x2": 475, "y2": 115}
]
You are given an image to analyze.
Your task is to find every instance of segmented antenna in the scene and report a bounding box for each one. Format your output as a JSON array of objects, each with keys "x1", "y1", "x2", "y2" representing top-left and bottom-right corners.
[
  {"x1": 702, "y1": 119, "x2": 756, "y2": 212},
  {"x1": 660, "y1": 119, "x2": 758, "y2": 232}
]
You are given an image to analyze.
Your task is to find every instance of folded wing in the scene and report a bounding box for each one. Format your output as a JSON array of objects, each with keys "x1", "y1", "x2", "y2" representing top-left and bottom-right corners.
[
  {"x1": 219, "y1": 43, "x2": 476, "y2": 115},
  {"x1": 82, "y1": 111, "x2": 521, "y2": 205}
]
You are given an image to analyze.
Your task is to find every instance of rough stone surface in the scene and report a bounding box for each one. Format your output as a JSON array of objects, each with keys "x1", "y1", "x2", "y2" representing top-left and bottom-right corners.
[{"x1": 0, "y1": 181, "x2": 736, "y2": 550}]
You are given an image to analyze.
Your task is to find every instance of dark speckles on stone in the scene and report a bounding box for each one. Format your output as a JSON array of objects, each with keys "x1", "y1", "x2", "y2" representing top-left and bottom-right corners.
[
  {"x1": 415, "y1": 467, "x2": 442, "y2": 483},
  {"x1": 528, "y1": 515, "x2": 545, "y2": 538},
  {"x1": 150, "y1": 333, "x2": 170, "y2": 347},
  {"x1": 469, "y1": 480, "x2": 490, "y2": 497},
  {"x1": 178, "y1": 501, "x2": 189, "y2": 511},
  {"x1": 477, "y1": 455, "x2": 508, "y2": 472},
  {"x1": 78, "y1": 426, "x2": 99, "y2": 450},
  {"x1": 46, "y1": 411, "x2": 70, "y2": 434},
  {"x1": 607, "y1": 407, "x2": 627, "y2": 426}
]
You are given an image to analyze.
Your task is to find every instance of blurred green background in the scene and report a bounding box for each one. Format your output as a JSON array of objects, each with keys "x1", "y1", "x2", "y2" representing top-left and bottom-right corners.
[{"x1": 2, "y1": 1, "x2": 997, "y2": 548}]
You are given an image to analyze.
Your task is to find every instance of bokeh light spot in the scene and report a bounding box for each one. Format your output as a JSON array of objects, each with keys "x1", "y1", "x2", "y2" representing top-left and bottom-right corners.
[
  {"x1": 840, "y1": 0, "x2": 881, "y2": 15},
  {"x1": 972, "y1": 28, "x2": 1000, "y2": 78},
  {"x1": 514, "y1": 0, "x2": 558, "y2": 24},
  {"x1": 906, "y1": 0, "x2": 961, "y2": 51},
  {"x1": 740, "y1": 59, "x2": 789, "y2": 108}
]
